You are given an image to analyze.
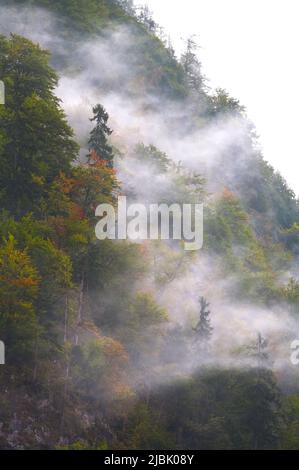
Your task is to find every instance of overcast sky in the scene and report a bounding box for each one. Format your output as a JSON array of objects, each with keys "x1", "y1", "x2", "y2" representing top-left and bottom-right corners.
[{"x1": 143, "y1": 0, "x2": 299, "y2": 196}]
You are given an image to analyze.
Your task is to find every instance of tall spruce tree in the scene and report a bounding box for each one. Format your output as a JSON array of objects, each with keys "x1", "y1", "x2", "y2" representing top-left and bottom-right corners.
[
  {"x1": 180, "y1": 37, "x2": 205, "y2": 94},
  {"x1": 255, "y1": 332, "x2": 269, "y2": 368},
  {"x1": 138, "y1": 5, "x2": 156, "y2": 32},
  {"x1": 193, "y1": 296, "x2": 213, "y2": 347},
  {"x1": 88, "y1": 104, "x2": 114, "y2": 168}
]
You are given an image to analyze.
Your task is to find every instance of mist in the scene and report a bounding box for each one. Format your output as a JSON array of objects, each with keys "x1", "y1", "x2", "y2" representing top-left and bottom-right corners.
[{"x1": 1, "y1": 3, "x2": 298, "y2": 393}]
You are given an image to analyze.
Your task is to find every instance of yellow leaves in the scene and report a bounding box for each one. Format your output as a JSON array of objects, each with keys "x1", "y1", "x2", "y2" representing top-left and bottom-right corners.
[
  {"x1": 100, "y1": 336, "x2": 131, "y2": 401},
  {"x1": 79, "y1": 336, "x2": 132, "y2": 403},
  {"x1": 282, "y1": 278, "x2": 299, "y2": 305},
  {"x1": 31, "y1": 174, "x2": 45, "y2": 187},
  {"x1": 0, "y1": 236, "x2": 40, "y2": 288},
  {"x1": 69, "y1": 233, "x2": 89, "y2": 245},
  {"x1": 0, "y1": 235, "x2": 40, "y2": 314},
  {"x1": 56, "y1": 171, "x2": 77, "y2": 195},
  {"x1": 101, "y1": 336, "x2": 129, "y2": 364},
  {"x1": 130, "y1": 292, "x2": 169, "y2": 326},
  {"x1": 285, "y1": 223, "x2": 299, "y2": 235}
]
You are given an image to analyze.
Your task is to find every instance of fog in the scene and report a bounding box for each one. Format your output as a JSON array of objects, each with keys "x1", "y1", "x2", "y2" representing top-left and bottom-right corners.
[
  {"x1": 145, "y1": 0, "x2": 299, "y2": 197},
  {"x1": 1, "y1": 4, "x2": 298, "y2": 389}
]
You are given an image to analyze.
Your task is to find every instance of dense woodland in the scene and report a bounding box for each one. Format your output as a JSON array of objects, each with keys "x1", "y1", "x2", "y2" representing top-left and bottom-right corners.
[{"x1": 0, "y1": 0, "x2": 299, "y2": 449}]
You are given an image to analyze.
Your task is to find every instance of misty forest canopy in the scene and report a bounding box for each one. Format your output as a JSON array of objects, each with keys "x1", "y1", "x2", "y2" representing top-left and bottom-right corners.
[{"x1": 0, "y1": 0, "x2": 299, "y2": 450}]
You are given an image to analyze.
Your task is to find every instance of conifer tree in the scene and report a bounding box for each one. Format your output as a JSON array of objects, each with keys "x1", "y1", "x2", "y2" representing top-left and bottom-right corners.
[
  {"x1": 193, "y1": 296, "x2": 213, "y2": 346},
  {"x1": 138, "y1": 5, "x2": 156, "y2": 32},
  {"x1": 117, "y1": 0, "x2": 135, "y2": 15},
  {"x1": 255, "y1": 332, "x2": 269, "y2": 368},
  {"x1": 180, "y1": 37, "x2": 205, "y2": 94},
  {"x1": 88, "y1": 104, "x2": 114, "y2": 168}
]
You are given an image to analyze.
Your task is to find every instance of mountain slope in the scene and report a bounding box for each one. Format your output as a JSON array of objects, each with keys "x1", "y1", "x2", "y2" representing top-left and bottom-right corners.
[{"x1": 0, "y1": 0, "x2": 299, "y2": 450}]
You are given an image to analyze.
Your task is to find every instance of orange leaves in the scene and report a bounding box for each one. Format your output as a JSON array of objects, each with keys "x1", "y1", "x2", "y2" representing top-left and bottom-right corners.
[
  {"x1": 69, "y1": 202, "x2": 86, "y2": 221},
  {"x1": 101, "y1": 336, "x2": 131, "y2": 401},
  {"x1": 89, "y1": 149, "x2": 103, "y2": 166},
  {"x1": 53, "y1": 162, "x2": 118, "y2": 222},
  {"x1": 78, "y1": 336, "x2": 132, "y2": 404},
  {"x1": 88, "y1": 149, "x2": 117, "y2": 174},
  {"x1": 221, "y1": 187, "x2": 237, "y2": 201},
  {"x1": 57, "y1": 171, "x2": 77, "y2": 195},
  {"x1": 102, "y1": 336, "x2": 129, "y2": 364},
  {"x1": 0, "y1": 235, "x2": 40, "y2": 312},
  {"x1": 8, "y1": 277, "x2": 39, "y2": 288}
]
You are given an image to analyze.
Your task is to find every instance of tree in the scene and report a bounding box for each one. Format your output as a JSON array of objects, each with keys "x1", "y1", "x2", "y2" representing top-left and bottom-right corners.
[
  {"x1": 45, "y1": 161, "x2": 120, "y2": 344},
  {"x1": 193, "y1": 297, "x2": 213, "y2": 347},
  {"x1": 116, "y1": 293, "x2": 168, "y2": 371},
  {"x1": 133, "y1": 143, "x2": 171, "y2": 173},
  {"x1": 88, "y1": 104, "x2": 114, "y2": 168},
  {"x1": 243, "y1": 332, "x2": 270, "y2": 368},
  {"x1": 180, "y1": 37, "x2": 205, "y2": 94},
  {"x1": 256, "y1": 332, "x2": 269, "y2": 367},
  {"x1": 71, "y1": 336, "x2": 130, "y2": 403},
  {"x1": 244, "y1": 368, "x2": 284, "y2": 449},
  {"x1": 0, "y1": 235, "x2": 40, "y2": 363},
  {"x1": 208, "y1": 88, "x2": 245, "y2": 117},
  {"x1": 0, "y1": 35, "x2": 79, "y2": 215},
  {"x1": 137, "y1": 5, "x2": 156, "y2": 33},
  {"x1": 117, "y1": 0, "x2": 135, "y2": 15},
  {"x1": 281, "y1": 395, "x2": 299, "y2": 449}
]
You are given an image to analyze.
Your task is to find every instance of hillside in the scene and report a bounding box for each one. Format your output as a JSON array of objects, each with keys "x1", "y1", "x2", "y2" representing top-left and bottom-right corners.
[{"x1": 0, "y1": 0, "x2": 299, "y2": 450}]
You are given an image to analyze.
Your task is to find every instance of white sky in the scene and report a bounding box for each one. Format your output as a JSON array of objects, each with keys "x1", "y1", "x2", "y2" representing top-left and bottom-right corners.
[{"x1": 144, "y1": 0, "x2": 299, "y2": 196}]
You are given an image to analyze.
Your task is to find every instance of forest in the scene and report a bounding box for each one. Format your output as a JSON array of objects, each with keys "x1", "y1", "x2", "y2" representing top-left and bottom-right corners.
[{"x1": 0, "y1": 0, "x2": 299, "y2": 450}]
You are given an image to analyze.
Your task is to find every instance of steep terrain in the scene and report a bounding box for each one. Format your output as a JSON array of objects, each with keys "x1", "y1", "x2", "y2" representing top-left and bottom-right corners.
[{"x1": 0, "y1": 0, "x2": 299, "y2": 449}]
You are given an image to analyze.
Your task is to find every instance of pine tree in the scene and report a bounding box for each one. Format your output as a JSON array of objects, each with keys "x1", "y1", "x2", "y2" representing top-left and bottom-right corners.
[
  {"x1": 193, "y1": 296, "x2": 213, "y2": 346},
  {"x1": 255, "y1": 332, "x2": 269, "y2": 367},
  {"x1": 117, "y1": 0, "x2": 135, "y2": 15},
  {"x1": 137, "y1": 5, "x2": 156, "y2": 32},
  {"x1": 88, "y1": 104, "x2": 114, "y2": 168},
  {"x1": 244, "y1": 332, "x2": 270, "y2": 368},
  {"x1": 180, "y1": 37, "x2": 205, "y2": 94}
]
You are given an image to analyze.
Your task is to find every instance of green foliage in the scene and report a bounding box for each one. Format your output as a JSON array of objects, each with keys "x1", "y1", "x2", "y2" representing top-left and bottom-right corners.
[
  {"x1": 133, "y1": 143, "x2": 171, "y2": 173},
  {"x1": 180, "y1": 37, "x2": 205, "y2": 95},
  {"x1": 282, "y1": 223, "x2": 299, "y2": 254},
  {"x1": 0, "y1": 0, "x2": 298, "y2": 451},
  {"x1": 281, "y1": 278, "x2": 299, "y2": 313},
  {"x1": 0, "y1": 235, "x2": 40, "y2": 362},
  {"x1": 193, "y1": 297, "x2": 213, "y2": 345},
  {"x1": 3, "y1": 0, "x2": 120, "y2": 32},
  {"x1": 124, "y1": 404, "x2": 175, "y2": 450},
  {"x1": 114, "y1": 292, "x2": 169, "y2": 366},
  {"x1": 0, "y1": 213, "x2": 73, "y2": 310},
  {"x1": 129, "y1": 292, "x2": 168, "y2": 328},
  {"x1": 0, "y1": 34, "x2": 78, "y2": 215},
  {"x1": 88, "y1": 104, "x2": 114, "y2": 167},
  {"x1": 280, "y1": 395, "x2": 299, "y2": 449},
  {"x1": 205, "y1": 191, "x2": 282, "y2": 303},
  {"x1": 71, "y1": 336, "x2": 129, "y2": 402},
  {"x1": 208, "y1": 88, "x2": 245, "y2": 117},
  {"x1": 126, "y1": 368, "x2": 284, "y2": 450}
]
